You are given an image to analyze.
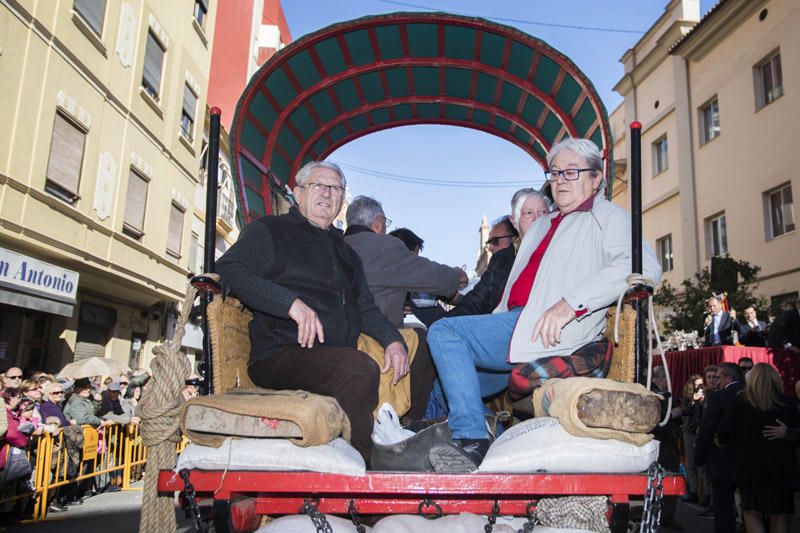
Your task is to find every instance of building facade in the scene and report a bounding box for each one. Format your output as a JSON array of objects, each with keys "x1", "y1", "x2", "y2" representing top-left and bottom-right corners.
[
  {"x1": 611, "y1": 0, "x2": 799, "y2": 314},
  {"x1": 0, "y1": 0, "x2": 217, "y2": 373}
]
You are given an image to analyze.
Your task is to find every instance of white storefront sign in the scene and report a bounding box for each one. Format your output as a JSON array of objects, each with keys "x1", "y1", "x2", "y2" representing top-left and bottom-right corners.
[{"x1": 0, "y1": 247, "x2": 79, "y2": 303}]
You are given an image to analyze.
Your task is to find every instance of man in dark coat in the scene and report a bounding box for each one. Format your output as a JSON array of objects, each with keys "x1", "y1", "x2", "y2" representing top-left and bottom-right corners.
[
  {"x1": 768, "y1": 301, "x2": 800, "y2": 353},
  {"x1": 703, "y1": 296, "x2": 735, "y2": 346},
  {"x1": 695, "y1": 362, "x2": 745, "y2": 533},
  {"x1": 735, "y1": 306, "x2": 767, "y2": 347},
  {"x1": 216, "y1": 161, "x2": 408, "y2": 461}
]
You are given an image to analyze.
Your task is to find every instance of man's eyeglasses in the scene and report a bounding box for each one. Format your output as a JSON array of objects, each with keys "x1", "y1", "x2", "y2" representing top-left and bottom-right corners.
[
  {"x1": 300, "y1": 182, "x2": 345, "y2": 195},
  {"x1": 380, "y1": 215, "x2": 392, "y2": 229},
  {"x1": 544, "y1": 168, "x2": 595, "y2": 182},
  {"x1": 739, "y1": 365, "x2": 753, "y2": 372},
  {"x1": 487, "y1": 235, "x2": 514, "y2": 246}
]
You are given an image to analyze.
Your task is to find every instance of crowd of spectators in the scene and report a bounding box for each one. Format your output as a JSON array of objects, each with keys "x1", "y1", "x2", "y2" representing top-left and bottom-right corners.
[{"x1": 0, "y1": 364, "x2": 150, "y2": 517}]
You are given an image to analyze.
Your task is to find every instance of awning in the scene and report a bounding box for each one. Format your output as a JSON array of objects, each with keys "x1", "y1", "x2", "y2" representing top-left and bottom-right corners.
[
  {"x1": 231, "y1": 11, "x2": 613, "y2": 225},
  {"x1": 0, "y1": 287, "x2": 75, "y2": 317}
]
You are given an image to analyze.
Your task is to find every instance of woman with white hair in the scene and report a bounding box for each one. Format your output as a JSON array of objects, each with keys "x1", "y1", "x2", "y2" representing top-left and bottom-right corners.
[{"x1": 427, "y1": 137, "x2": 661, "y2": 472}]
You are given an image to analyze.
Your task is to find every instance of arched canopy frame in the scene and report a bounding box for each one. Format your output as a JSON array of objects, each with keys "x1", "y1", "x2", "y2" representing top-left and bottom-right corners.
[{"x1": 231, "y1": 12, "x2": 613, "y2": 223}]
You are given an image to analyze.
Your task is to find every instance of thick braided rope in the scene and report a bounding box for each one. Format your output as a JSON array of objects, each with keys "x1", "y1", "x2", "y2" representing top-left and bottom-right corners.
[{"x1": 138, "y1": 281, "x2": 197, "y2": 533}]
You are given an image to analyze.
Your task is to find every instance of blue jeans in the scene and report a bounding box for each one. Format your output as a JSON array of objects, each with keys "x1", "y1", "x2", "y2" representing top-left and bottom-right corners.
[{"x1": 427, "y1": 309, "x2": 520, "y2": 440}]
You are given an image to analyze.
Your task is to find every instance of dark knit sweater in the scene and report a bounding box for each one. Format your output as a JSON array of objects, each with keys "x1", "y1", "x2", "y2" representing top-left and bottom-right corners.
[{"x1": 216, "y1": 208, "x2": 403, "y2": 362}]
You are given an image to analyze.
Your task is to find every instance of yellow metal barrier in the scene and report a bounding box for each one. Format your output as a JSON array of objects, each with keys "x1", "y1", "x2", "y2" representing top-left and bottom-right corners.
[{"x1": 0, "y1": 422, "x2": 187, "y2": 521}]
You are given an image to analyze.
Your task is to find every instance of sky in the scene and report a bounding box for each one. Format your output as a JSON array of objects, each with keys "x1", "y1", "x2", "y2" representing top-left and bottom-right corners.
[{"x1": 281, "y1": 0, "x2": 716, "y2": 272}]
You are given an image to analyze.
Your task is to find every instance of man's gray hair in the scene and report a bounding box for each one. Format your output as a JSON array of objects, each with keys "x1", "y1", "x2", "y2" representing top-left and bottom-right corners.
[
  {"x1": 346, "y1": 195, "x2": 384, "y2": 227},
  {"x1": 294, "y1": 160, "x2": 347, "y2": 188},
  {"x1": 510, "y1": 188, "x2": 550, "y2": 224},
  {"x1": 546, "y1": 137, "x2": 605, "y2": 189}
]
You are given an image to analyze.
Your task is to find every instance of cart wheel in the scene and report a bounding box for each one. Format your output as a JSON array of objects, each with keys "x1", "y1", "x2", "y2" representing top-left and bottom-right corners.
[{"x1": 212, "y1": 496, "x2": 259, "y2": 533}]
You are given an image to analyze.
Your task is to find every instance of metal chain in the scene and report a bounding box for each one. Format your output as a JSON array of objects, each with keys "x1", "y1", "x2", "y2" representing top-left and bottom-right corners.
[
  {"x1": 178, "y1": 469, "x2": 207, "y2": 533},
  {"x1": 300, "y1": 498, "x2": 333, "y2": 533},
  {"x1": 484, "y1": 500, "x2": 501, "y2": 532},
  {"x1": 639, "y1": 462, "x2": 665, "y2": 533},
  {"x1": 418, "y1": 498, "x2": 443, "y2": 519},
  {"x1": 348, "y1": 500, "x2": 367, "y2": 533},
  {"x1": 520, "y1": 502, "x2": 538, "y2": 533}
]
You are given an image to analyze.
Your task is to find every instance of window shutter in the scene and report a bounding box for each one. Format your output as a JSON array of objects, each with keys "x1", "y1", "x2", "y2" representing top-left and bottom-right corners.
[
  {"x1": 123, "y1": 170, "x2": 148, "y2": 232},
  {"x1": 74, "y1": 0, "x2": 107, "y2": 36},
  {"x1": 74, "y1": 323, "x2": 108, "y2": 361},
  {"x1": 167, "y1": 203, "x2": 184, "y2": 256},
  {"x1": 182, "y1": 84, "x2": 197, "y2": 121},
  {"x1": 46, "y1": 113, "x2": 86, "y2": 196},
  {"x1": 143, "y1": 32, "x2": 164, "y2": 96}
]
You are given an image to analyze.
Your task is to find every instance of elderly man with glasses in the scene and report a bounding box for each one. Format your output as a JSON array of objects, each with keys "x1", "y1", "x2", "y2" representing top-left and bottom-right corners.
[
  {"x1": 216, "y1": 161, "x2": 409, "y2": 463},
  {"x1": 426, "y1": 138, "x2": 661, "y2": 472}
]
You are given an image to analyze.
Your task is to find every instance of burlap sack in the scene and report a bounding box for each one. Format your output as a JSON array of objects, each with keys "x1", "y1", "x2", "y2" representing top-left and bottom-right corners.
[
  {"x1": 533, "y1": 377, "x2": 661, "y2": 446},
  {"x1": 181, "y1": 388, "x2": 350, "y2": 448},
  {"x1": 357, "y1": 329, "x2": 419, "y2": 417}
]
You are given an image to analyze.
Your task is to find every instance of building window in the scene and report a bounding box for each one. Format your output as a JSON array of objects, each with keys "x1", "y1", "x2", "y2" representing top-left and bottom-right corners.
[
  {"x1": 700, "y1": 98, "x2": 720, "y2": 144},
  {"x1": 142, "y1": 31, "x2": 165, "y2": 101},
  {"x1": 755, "y1": 51, "x2": 783, "y2": 109},
  {"x1": 188, "y1": 232, "x2": 200, "y2": 274},
  {"x1": 73, "y1": 0, "x2": 106, "y2": 37},
  {"x1": 166, "y1": 203, "x2": 185, "y2": 258},
  {"x1": 766, "y1": 183, "x2": 795, "y2": 239},
  {"x1": 657, "y1": 235, "x2": 673, "y2": 273},
  {"x1": 180, "y1": 84, "x2": 198, "y2": 142},
  {"x1": 707, "y1": 213, "x2": 728, "y2": 257},
  {"x1": 45, "y1": 112, "x2": 86, "y2": 203},
  {"x1": 194, "y1": 0, "x2": 208, "y2": 29},
  {"x1": 122, "y1": 169, "x2": 149, "y2": 239},
  {"x1": 652, "y1": 136, "x2": 668, "y2": 175}
]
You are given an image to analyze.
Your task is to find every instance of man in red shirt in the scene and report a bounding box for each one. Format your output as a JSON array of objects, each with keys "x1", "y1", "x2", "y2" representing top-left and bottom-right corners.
[{"x1": 426, "y1": 138, "x2": 661, "y2": 472}]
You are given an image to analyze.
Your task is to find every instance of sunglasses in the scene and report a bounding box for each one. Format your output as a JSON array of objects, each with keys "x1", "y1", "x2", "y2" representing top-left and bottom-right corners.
[
  {"x1": 739, "y1": 366, "x2": 753, "y2": 371},
  {"x1": 6, "y1": 375, "x2": 22, "y2": 380},
  {"x1": 51, "y1": 391, "x2": 64, "y2": 395},
  {"x1": 486, "y1": 235, "x2": 514, "y2": 246},
  {"x1": 120, "y1": 382, "x2": 129, "y2": 386}
]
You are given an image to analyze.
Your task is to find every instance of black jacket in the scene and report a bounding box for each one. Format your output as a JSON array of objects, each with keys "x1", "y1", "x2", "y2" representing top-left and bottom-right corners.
[
  {"x1": 769, "y1": 308, "x2": 800, "y2": 349},
  {"x1": 412, "y1": 245, "x2": 516, "y2": 327},
  {"x1": 216, "y1": 208, "x2": 403, "y2": 362},
  {"x1": 695, "y1": 380, "x2": 745, "y2": 480},
  {"x1": 735, "y1": 319, "x2": 767, "y2": 347}
]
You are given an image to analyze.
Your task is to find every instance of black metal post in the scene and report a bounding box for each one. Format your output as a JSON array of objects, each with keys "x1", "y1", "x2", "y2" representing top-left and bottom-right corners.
[
  {"x1": 199, "y1": 108, "x2": 221, "y2": 396},
  {"x1": 629, "y1": 122, "x2": 648, "y2": 385}
]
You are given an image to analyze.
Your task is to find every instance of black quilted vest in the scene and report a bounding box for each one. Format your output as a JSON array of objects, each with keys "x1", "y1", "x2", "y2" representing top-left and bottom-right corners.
[{"x1": 250, "y1": 209, "x2": 362, "y2": 360}]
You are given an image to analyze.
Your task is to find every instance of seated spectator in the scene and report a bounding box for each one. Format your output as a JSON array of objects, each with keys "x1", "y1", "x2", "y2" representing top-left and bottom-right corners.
[
  {"x1": 344, "y1": 195, "x2": 466, "y2": 328},
  {"x1": 509, "y1": 188, "x2": 550, "y2": 237},
  {"x1": 719, "y1": 364, "x2": 799, "y2": 533},
  {"x1": 426, "y1": 138, "x2": 661, "y2": 472},
  {"x1": 389, "y1": 228, "x2": 424, "y2": 256},
  {"x1": 735, "y1": 306, "x2": 767, "y2": 347},
  {"x1": 703, "y1": 296, "x2": 736, "y2": 346},
  {"x1": 216, "y1": 161, "x2": 410, "y2": 462}
]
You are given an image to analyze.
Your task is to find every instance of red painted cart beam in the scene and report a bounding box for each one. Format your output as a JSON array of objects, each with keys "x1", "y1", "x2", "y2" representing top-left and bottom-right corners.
[{"x1": 158, "y1": 470, "x2": 686, "y2": 497}]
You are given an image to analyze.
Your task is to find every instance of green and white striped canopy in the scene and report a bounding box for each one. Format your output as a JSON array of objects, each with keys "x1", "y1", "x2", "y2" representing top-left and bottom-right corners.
[{"x1": 230, "y1": 12, "x2": 613, "y2": 223}]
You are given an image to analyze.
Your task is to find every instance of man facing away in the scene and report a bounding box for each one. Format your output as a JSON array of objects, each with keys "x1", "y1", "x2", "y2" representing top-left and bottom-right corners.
[{"x1": 216, "y1": 161, "x2": 408, "y2": 462}]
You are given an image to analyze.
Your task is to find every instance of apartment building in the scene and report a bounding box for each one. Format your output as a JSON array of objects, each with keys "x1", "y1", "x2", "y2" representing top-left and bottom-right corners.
[
  {"x1": 0, "y1": 0, "x2": 217, "y2": 372},
  {"x1": 611, "y1": 0, "x2": 798, "y2": 313}
]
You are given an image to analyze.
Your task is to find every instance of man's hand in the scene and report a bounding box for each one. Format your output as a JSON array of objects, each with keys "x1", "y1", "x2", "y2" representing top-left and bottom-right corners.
[
  {"x1": 763, "y1": 419, "x2": 788, "y2": 440},
  {"x1": 288, "y1": 298, "x2": 325, "y2": 348},
  {"x1": 704, "y1": 314, "x2": 712, "y2": 326},
  {"x1": 455, "y1": 268, "x2": 469, "y2": 290},
  {"x1": 382, "y1": 341, "x2": 409, "y2": 386},
  {"x1": 531, "y1": 299, "x2": 576, "y2": 348},
  {"x1": 730, "y1": 309, "x2": 737, "y2": 320},
  {"x1": 130, "y1": 416, "x2": 141, "y2": 425}
]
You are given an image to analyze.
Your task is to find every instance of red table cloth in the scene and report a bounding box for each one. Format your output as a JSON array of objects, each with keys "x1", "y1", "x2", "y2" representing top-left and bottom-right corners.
[{"x1": 659, "y1": 346, "x2": 798, "y2": 397}]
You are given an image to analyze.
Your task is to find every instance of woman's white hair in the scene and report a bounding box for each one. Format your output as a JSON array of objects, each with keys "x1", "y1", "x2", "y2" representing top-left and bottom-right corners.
[{"x1": 294, "y1": 161, "x2": 347, "y2": 188}]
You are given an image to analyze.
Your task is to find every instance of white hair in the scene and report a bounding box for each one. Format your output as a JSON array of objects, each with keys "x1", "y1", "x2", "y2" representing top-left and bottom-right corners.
[
  {"x1": 510, "y1": 188, "x2": 550, "y2": 228},
  {"x1": 294, "y1": 161, "x2": 346, "y2": 188},
  {"x1": 346, "y1": 196, "x2": 384, "y2": 227},
  {"x1": 546, "y1": 137, "x2": 605, "y2": 190}
]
